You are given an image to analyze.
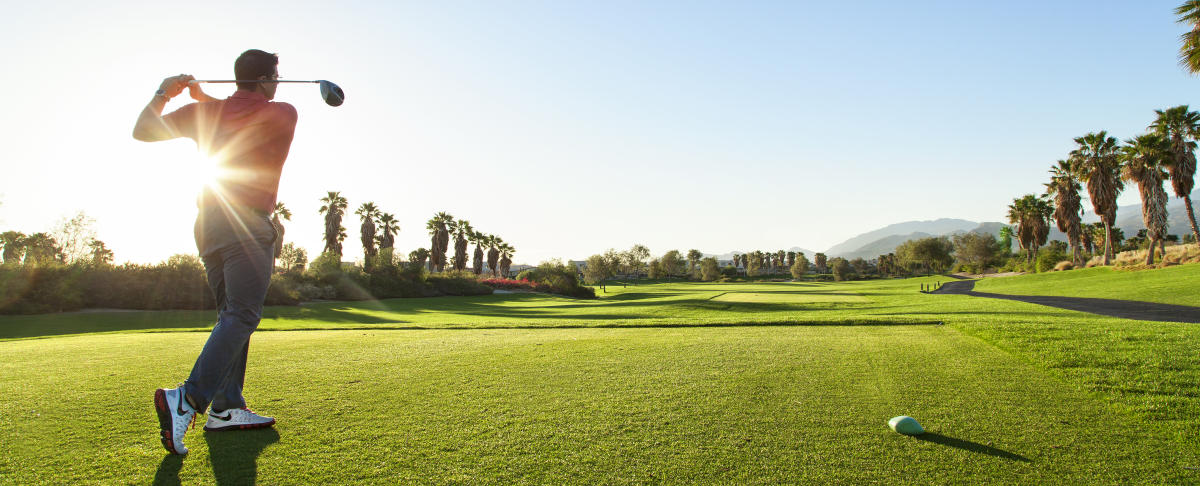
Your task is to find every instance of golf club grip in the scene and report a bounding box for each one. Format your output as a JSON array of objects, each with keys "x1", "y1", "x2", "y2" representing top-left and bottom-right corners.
[{"x1": 188, "y1": 80, "x2": 319, "y2": 84}]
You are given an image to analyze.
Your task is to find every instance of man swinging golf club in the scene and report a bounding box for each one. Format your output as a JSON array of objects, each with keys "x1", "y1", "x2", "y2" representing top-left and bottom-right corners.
[{"x1": 133, "y1": 49, "x2": 297, "y2": 455}]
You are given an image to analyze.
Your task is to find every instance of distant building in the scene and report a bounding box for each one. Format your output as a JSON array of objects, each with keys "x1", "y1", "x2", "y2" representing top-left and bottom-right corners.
[{"x1": 507, "y1": 264, "x2": 535, "y2": 277}]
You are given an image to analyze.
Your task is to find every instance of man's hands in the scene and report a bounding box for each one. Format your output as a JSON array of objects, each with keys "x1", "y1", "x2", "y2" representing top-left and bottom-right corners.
[
  {"x1": 159, "y1": 74, "x2": 194, "y2": 100},
  {"x1": 157, "y1": 74, "x2": 216, "y2": 102}
]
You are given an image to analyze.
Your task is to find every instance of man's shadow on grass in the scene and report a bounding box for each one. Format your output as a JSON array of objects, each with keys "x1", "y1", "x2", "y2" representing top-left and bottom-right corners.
[
  {"x1": 153, "y1": 428, "x2": 280, "y2": 485},
  {"x1": 913, "y1": 433, "x2": 1030, "y2": 462}
]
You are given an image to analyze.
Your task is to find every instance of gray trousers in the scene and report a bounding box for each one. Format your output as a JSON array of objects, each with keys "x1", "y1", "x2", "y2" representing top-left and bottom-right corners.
[{"x1": 184, "y1": 205, "x2": 276, "y2": 413}]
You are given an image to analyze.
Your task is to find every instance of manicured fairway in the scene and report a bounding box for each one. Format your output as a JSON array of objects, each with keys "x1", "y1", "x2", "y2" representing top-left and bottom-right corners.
[
  {"x1": 1, "y1": 271, "x2": 1199, "y2": 483},
  {"x1": 972, "y1": 263, "x2": 1200, "y2": 306},
  {"x1": 0, "y1": 326, "x2": 1180, "y2": 483}
]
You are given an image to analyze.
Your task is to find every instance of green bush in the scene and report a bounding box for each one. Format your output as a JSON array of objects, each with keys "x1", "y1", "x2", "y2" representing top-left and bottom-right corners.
[
  {"x1": 265, "y1": 274, "x2": 301, "y2": 306},
  {"x1": 0, "y1": 263, "x2": 86, "y2": 314},
  {"x1": 426, "y1": 274, "x2": 492, "y2": 296},
  {"x1": 1036, "y1": 249, "x2": 1069, "y2": 273},
  {"x1": 998, "y1": 257, "x2": 1033, "y2": 273},
  {"x1": 510, "y1": 261, "x2": 596, "y2": 299},
  {"x1": 1, "y1": 248, "x2": 570, "y2": 314},
  {"x1": 1, "y1": 257, "x2": 217, "y2": 314}
]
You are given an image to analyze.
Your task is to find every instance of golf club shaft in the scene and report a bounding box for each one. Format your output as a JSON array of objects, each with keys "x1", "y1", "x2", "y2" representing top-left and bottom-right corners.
[{"x1": 188, "y1": 80, "x2": 320, "y2": 84}]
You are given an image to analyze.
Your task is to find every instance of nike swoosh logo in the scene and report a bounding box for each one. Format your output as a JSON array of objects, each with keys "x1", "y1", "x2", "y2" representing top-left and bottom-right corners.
[
  {"x1": 175, "y1": 394, "x2": 190, "y2": 416},
  {"x1": 211, "y1": 412, "x2": 232, "y2": 421}
]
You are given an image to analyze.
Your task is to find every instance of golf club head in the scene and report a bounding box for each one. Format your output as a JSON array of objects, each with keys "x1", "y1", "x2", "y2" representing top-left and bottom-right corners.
[{"x1": 319, "y1": 80, "x2": 344, "y2": 107}]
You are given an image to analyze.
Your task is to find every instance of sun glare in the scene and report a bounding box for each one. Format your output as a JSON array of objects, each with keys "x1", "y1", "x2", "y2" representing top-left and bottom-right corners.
[{"x1": 193, "y1": 154, "x2": 221, "y2": 189}]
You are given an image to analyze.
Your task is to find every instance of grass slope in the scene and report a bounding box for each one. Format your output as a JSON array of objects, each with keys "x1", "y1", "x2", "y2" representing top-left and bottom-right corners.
[
  {"x1": 972, "y1": 263, "x2": 1200, "y2": 306},
  {"x1": 2, "y1": 272, "x2": 1199, "y2": 482}
]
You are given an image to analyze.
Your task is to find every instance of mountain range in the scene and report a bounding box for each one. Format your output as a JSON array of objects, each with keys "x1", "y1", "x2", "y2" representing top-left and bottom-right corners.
[{"x1": 823, "y1": 191, "x2": 1197, "y2": 261}]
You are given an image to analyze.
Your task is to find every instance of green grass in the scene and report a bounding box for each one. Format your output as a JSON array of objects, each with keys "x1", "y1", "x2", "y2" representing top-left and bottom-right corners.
[
  {"x1": 972, "y1": 263, "x2": 1200, "y2": 306},
  {"x1": 2, "y1": 269, "x2": 1199, "y2": 483}
]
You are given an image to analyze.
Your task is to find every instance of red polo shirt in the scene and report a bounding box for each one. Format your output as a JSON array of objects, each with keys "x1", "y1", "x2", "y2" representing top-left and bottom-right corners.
[{"x1": 163, "y1": 90, "x2": 298, "y2": 213}]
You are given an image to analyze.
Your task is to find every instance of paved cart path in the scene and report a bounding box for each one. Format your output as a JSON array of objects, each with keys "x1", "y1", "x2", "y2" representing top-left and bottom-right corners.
[{"x1": 933, "y1": 280, "x2": 1200, "y2": 323}]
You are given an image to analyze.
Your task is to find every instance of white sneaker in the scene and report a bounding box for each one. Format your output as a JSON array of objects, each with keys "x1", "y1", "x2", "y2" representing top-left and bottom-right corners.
[
  {"x1": 204, "y1": 407, "x2": 276, "y2": 431},
  {"x1": 154, "y1": 387, "x2": 197, "y2": 455}
]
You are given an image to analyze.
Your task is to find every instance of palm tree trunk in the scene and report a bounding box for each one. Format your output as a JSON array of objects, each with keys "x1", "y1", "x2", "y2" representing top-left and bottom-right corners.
[
  {"x1": 1146, "y1": 238, "x2": 1158, "y2": 266},
  {"x1": 1103, "y1": 221, "x2": 1113, "y2": 266},
  {"x1": 1185, "y1": 196, "x2": 1200, "y2": 244}
]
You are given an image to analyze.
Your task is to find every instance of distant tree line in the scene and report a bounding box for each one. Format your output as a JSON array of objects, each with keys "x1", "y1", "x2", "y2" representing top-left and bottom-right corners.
[{"x1": 0, "y1": 189, "x2": 596, "y2": 315}]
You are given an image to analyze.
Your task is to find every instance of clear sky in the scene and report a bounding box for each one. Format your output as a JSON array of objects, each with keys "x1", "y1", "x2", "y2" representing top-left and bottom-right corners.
[{"x1": 1, "y1": 1, "x2": 1196, "y2": 265}]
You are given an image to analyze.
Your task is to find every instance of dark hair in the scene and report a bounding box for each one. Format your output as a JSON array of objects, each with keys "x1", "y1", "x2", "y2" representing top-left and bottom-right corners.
[{"x1": 234, "y1": 49, "x2": 279, "y2": 91}]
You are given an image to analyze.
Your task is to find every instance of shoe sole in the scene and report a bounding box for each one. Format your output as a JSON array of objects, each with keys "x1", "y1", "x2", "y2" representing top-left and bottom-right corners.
[
  {"x1": 204, "y1": 419, "x2": 276, "y2": 432},
  {"x1": 153, "y1": 389, "x2": 183, "y2": 455}
]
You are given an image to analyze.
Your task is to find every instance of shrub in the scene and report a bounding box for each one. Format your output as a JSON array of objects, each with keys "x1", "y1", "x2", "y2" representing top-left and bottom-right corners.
[
  {"x1": 998, "y1": 256, "x2": 1033, "y2": 273},
  {"x1": 501, "y1": 260, "x2": 596, "y2": 298},
  {"x1": 481, "y1": 278, "x2": 540, "y2": 291},
  {"x1": 296, "y1": 282, "x2": 337, "y2": 300},
  {"x1": 305, "y1": 251, "x2": 344, "y2": 284},
  {"x1": 0, "y1": 255, "x2": 220, "y2": 314},
  {"x1": 0, "y1": 263, "x2": 86, "y2": 314},
  {"x1": 1036, "y1": 249, "x2": 1068, "y2": 273},
  {"x1": 427, "y1": 274, "x2": 492, "y2": 296},
  {"x1": 1053, "y1": 261, "x2": 1074, "y2": 272},
  {"x1": 265, "y1": 274, "x2": 301, "y2": 305}
]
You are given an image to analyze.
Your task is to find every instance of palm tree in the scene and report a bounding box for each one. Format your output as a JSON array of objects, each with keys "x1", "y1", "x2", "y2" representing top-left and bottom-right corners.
[
  {"x1": 1149, "y1": 105, "x2": 1200, "y2": 243},
  {"x1": 318, "y1": 191, "x2": 348, "y2": 257},
  {"x1": 1176, "y1": 2, "x2": 1200, "y2": 73},
  {"x1": 998, "y1": 225, "x2": 1015, "y2": 256},
  {"x1": 375, "y1": 213, "x2": 399, "y2": 251},
  {"x1": 88, "y1": 240, "x2": 114, "y2": 266},
  {"x1": 1044, "y1": 160, "x2": 1085, "y2": 266},
  {"x1": 355, "y1": 202, "x2": 380, "y2": 264},
  {"x1": 271, "y1": 202, "x2": 292, "y2": 258},
  {"x1": 1007, "y1": 194, "x2": 1053, "y2": 264},
  {"x1": 1121, "y1": 134, "x2": 1172, "y2": 264},
  {"x1": 1006, "y1": 200, "x2": 1029, "y2": 259},
  {"x1": 408, "y1": 248, "x2": 430, "y2": 271},
  {"x1": 686, "y1": 249, "x2": 702, "y2": 276},
  {"x1": 1, "y1": 231, "x2": 26, "y2": 263},
  {"x1": 451, "y1": 220, "x2": 473, "y2": 272},
  {"x1": 486, "y1": 235, "x2": 501, "y2": 277},
  {"x1": 1088, "y1": 222, "x2": 1107, "y2": 257},
  {"x1": 1071, "y1": 131, "x2": 1124, "y2": 265},
  {"x1": 1031, "y1": 198, "x2": 1054, "y2": 262},
  {"x1": 498, "y1": 242, "x2": 515, "y2": 277},
  {"x1": 470, "y1": 230, "x2": 485, "y2": 276},
  {"x1": 22, "y1": 233, "x2": 62, "y2": 264},
  {"x1": 425, "y1": 212, "x2": 453, "y2": 272}
]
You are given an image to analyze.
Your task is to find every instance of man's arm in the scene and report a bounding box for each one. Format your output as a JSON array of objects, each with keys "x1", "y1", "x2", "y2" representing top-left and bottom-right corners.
[{"x1": 132, "y1": 75, "x2": 195, "y2": 142}]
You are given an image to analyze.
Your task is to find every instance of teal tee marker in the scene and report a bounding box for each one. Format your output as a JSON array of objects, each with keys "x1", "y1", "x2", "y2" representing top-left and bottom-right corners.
[{"x1": 888, "y1": 416, "x2": 925, "y2": 435}]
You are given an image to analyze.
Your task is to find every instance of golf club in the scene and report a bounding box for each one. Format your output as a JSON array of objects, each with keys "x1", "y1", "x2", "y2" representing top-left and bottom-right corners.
[{"x1": 188, "y1": 79, "x2": 344, "y2": 107}]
